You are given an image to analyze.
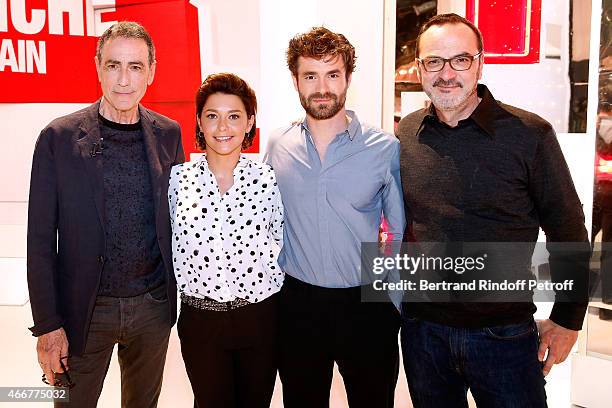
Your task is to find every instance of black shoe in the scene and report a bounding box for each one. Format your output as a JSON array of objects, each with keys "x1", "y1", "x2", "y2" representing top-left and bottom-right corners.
[{"x1": 599, "y1": 308, "x2": 612, "y2": 320}]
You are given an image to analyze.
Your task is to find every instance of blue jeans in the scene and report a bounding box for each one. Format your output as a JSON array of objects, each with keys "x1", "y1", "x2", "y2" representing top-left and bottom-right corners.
[{"x1": 400, "y1": 316, "x2": 547, "y2": 408}]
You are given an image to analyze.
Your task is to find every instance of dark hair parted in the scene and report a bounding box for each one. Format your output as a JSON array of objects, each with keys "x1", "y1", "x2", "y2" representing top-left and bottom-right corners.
[
  {"x1": 97, "y1": 21, "x2": 155, "y2": 66},
  {"x1": 286, "y1": 27, "x2": 356, "y2": 79},
  {"x1": 415, "y1": 13, "x2": 484, "y2": 57},
  {"x1": 195, "y1": 73, "x2": 257, "y2": 151}
]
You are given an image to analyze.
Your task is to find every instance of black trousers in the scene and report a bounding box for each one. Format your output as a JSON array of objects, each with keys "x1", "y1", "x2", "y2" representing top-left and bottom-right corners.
[
  {"x1": 278, "y1": 275, "x2": 400, "y2": 408},
  {"x1": 593, "y1": 189, "x2": 612, "y2": 302},
  {"x1": 55, "y1": 284, "x2": 172, "y2": 408},
  {"x1": 177, "y1": 294, "x2": 278, "y2": 408}
]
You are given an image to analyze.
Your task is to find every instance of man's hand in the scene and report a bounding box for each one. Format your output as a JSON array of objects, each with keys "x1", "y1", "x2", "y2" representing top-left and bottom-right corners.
[
  {"x1": 537, "y1": 319, "x2": 578, "y2": 377},
  {"x1": 36, "y1": 327, "x2": 69, "y2": 385}
]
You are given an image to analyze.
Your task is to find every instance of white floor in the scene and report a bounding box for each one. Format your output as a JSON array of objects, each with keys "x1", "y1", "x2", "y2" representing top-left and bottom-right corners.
[{"x1": 0, "y1": 301, "x2": 581, "y2": 407}]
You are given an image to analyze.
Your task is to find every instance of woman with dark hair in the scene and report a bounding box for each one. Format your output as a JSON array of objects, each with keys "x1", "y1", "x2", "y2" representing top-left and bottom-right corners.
[{"x1": 168, "y1": 73, "x2": 284, "y2": 407}]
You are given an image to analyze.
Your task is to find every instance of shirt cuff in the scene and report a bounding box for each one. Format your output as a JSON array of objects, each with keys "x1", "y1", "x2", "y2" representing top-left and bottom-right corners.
[
  {"x1": 549, "y1": 302, "x2": 588, "y2": 331},
  {"x1": 29, "y1": 316, "x2": 64, "y2": 337}
]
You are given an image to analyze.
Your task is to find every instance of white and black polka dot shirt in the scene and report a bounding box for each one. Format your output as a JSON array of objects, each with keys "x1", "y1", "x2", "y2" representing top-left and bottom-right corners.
[{"x1": 168, "y1": 154, "x2": 284, "y2": 303}]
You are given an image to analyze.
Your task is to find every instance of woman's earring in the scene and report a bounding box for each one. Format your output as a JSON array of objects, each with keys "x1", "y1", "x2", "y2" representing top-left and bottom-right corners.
[{"x1": 242, "y1": 132, "x2": 250, "y2": 150}]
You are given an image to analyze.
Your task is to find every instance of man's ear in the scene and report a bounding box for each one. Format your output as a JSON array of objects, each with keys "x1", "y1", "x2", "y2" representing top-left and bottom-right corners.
[
  {"x1": 415, "y1": 60, "x2": 423, "y2": 84},
  {"x1": 292, "y1": 74, "x2": 299, "y2": 92},
  {"x1": 94, "y1": 56, "x2": 102, "y2": 82},
  {"x1": 147, "y1": 60, "x2": 157, "y2": 85}
]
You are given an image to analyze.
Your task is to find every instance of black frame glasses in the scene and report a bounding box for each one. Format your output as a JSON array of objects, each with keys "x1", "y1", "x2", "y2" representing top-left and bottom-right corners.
[
  {"x1": 416, "y1": 52, "x2": 483, "y2": 72},
  {"x1": 41, "y1": 358, "x2": 75, "y2": 389}
]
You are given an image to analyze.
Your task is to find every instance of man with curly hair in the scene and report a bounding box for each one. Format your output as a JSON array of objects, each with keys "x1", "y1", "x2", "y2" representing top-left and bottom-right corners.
[{"x1": 264, "y1": 27, "x2": 405, "y2": 408}]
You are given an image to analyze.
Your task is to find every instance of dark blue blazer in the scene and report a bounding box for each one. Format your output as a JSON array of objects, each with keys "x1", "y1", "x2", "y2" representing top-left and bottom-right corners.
[{"x1": 27, "y1": 101, "x2": 185, "y2": 355}]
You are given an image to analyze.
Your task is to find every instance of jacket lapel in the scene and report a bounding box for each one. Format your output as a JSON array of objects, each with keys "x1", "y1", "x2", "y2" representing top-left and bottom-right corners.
[
  {"x1": 76, "y1": 101, "x2": 106, "y2": 231},
  {"x1": 140, "y1": 106, "x2": 163, "y2": 221}
]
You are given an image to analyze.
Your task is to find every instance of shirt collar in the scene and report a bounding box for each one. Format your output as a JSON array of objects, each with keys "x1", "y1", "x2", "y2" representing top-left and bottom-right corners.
[
  {"x1": 300, "y1": 110, "x2": 361, "y2": 141},
  {"x1": 422, "y1": 84, "x2": 499, "y2": 138},
  {"x1": 470, "y1": 84, "x2": 498, "y2": 138},
  {"x1": 236, "y1": 154, "x2": 249, "y2": 169},
  {"x1": 198, "y1": 153, "x2": 250, "y2": 170}
]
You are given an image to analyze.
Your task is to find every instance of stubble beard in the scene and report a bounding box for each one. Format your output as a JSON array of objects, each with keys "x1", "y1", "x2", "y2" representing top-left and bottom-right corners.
[
  {"x1": 300, "y1": 89, "x2": 348, "y2": 120},
  {"x1": 425, "y1": 78, "x2": 478, "y2": 112}
]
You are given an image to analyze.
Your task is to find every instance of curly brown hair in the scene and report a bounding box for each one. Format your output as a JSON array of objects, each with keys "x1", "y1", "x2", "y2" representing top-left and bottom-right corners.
[
  {"x1": 286, "y1": 27, "x2": 356, "y2": 80},
  {"x1": 195, "y1": 73, "x2": 257, "y2": 151}
]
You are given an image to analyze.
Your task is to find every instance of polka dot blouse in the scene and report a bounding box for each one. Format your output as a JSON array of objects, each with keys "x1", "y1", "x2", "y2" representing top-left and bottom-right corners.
[{"x1": 168, "y1": 154, "x2": 284, "y2": 303}]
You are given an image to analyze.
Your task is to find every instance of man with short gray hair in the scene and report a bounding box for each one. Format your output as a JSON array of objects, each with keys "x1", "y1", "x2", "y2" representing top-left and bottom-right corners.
[{"x1": 27, "y1": 21, "x2": 184, "y2": 407}]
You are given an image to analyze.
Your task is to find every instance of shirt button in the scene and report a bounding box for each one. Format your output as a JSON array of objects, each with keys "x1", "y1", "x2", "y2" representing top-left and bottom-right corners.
[{"x1": 97, "y1": 255, "x2": 105, "y2": 263}]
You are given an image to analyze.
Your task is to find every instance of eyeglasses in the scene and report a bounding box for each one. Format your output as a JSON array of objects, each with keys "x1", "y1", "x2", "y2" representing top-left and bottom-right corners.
[
  {"x1": 42, "y1": 358, "x2": 75, "y2": 389},
  {"x1": 416, "y1": 52, "x2": 483, "y2": 72}
]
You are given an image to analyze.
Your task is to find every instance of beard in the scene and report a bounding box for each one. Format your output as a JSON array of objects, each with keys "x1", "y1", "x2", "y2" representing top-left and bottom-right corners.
[
  {"x1": 423, "y1": 78, "x2": 477, "y2": 111},
  {"x1": 299, "y1": 89, "x2": 347, "y2": 120}
]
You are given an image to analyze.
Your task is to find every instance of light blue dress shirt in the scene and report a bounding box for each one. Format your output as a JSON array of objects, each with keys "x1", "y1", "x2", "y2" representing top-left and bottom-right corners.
[{"x1": 264, "y1": 110, "x2": 405, "y2": 288}]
